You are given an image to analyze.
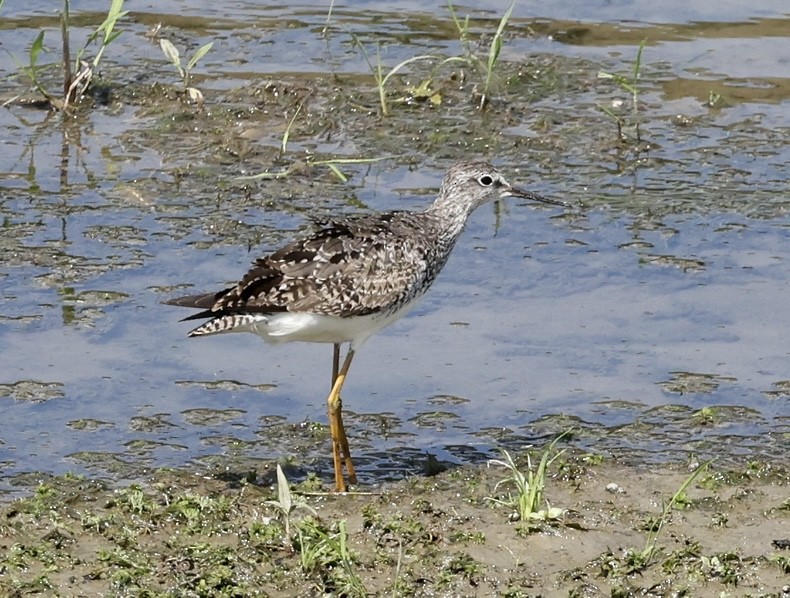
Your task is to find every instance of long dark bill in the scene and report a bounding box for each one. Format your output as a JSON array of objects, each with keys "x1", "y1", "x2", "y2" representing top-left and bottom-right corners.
[{"x1": 509, "y1": 187, "x2": 569, "y2": 208}]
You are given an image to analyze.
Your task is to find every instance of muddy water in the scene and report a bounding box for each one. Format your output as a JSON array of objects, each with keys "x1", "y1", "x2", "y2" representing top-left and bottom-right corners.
[{"x1": 0, "y1": 1, "x2": 788, "y2": 492}]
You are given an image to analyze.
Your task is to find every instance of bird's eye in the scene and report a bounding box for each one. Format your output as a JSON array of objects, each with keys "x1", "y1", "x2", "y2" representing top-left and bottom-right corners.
[{"x1": 479, "y1": 175, "x2": 494, "y2": 186}]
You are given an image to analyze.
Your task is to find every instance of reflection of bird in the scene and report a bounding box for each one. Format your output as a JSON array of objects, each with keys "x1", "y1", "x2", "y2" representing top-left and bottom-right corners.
[{"x1": 165, "y1": 161, "x2": 566, "y2": 491}]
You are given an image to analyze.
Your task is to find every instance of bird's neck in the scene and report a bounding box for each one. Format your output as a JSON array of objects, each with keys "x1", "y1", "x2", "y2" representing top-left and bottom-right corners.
[{"x1": 423, "y1": 194, "x2": 474, "y2": 242}]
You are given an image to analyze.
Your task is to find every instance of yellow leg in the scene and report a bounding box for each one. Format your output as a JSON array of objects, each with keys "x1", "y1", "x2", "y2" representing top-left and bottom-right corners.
[
  {"x1": 332, "y1": 343, "x2": 340, "y2": 388},
  {"x1": 327, "y1": 347, "x2": 357, "y2": 491}
]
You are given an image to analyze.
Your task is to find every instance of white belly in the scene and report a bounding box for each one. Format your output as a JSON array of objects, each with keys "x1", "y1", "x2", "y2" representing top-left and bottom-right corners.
[{"x1": 236, "y1": 304, "x2": 417, "y2": 349}]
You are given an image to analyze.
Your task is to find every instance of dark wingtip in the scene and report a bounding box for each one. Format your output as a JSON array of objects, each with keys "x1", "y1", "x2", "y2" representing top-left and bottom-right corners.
[
  {"x1": 180, "y1": 309, "x2": 220, "y2": 323},
  {"x1": 162, "y1": 292, "x2": 222, "y2": 310}
]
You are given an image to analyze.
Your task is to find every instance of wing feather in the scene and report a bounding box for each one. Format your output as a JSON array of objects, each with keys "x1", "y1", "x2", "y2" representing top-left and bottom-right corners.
[{"x1": 167, "y1": 211, "x2": 441, "y2": 319}]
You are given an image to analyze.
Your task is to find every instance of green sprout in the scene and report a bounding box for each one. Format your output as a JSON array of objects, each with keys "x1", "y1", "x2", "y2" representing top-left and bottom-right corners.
[
  {"x1": 597, "y1": 39, "x2": 647, "y2": 142},
  {"x1": 159, "y1": 38, "x2": 214, "y2": 103},
  {"x1": 264, "y1": 463, "x2": 317, "y2": 545}
]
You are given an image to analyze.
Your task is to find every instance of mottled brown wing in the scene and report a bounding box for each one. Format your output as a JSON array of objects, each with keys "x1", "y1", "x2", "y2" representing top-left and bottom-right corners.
[{"x1": 213, "y1": 212, "x2": 435, "y2": 317}]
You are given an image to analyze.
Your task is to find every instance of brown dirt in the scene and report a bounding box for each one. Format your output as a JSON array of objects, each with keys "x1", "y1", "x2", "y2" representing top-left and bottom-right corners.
[{"x1": 1, "y1": 451, "x2": 787, "y2": 597}]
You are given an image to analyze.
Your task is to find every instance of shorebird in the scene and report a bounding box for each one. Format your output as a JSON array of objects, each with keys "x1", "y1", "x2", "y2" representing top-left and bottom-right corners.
[{"x1": 165, "y1": 161, "x2": 566, "y2": 491}]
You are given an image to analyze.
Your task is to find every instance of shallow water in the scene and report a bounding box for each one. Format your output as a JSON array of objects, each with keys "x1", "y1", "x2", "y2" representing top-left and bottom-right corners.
[{"x1": 0, "y1": 1, "x2": 788, "y2": 492}]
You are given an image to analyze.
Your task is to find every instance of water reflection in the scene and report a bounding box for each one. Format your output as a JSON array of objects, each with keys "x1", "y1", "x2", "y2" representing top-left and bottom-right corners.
[{"x1": 0, "y1": 1, "x2": 788, "y2": 492}]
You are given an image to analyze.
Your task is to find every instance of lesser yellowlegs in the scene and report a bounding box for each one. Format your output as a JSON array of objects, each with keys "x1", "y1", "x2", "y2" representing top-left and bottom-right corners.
[{"x1": 165, "y1": 161, "x2": 566, "y2": 491}]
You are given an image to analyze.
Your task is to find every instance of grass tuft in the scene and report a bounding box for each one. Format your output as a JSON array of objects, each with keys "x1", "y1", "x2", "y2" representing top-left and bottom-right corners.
[
  {"x1": 352, "y1": 35, "x2": 436, "y2": 117},
  {"x1": 26, "y1": 0, "x2": 128, "y2": 110},
  {"x1": 486, "y1": 429, "x2": 570, "y2": 525},
  {"x1": 447, "y1": 0, "x2": 516, "y2": 110}
]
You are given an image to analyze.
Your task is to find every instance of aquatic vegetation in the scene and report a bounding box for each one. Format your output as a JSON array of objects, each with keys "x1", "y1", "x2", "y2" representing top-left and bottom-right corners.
[
  {"x1": 233, "y1": 90, "x2": 388, "y2": 182},
  {"x1": 448, "y1": 0, "x2": 516, "y2": 110},
  {"x1": 14, "y1": 0, "x2": 128, "y2": 110},
  {"x1": 158, "y1": 37, "x2": 214, "y2": 104},
  {"x1": 597, "y1": 39, "x2": 647, "y2": 142},
  {"x1": 352, "y1": 35, "x2": 436, "y2": 117},
  {"x1": 349, "y1": 2, "x2": 517, "y2": 116},
  {"x1": 239, "y1": 155, "x2": 386, "y2": 183}
]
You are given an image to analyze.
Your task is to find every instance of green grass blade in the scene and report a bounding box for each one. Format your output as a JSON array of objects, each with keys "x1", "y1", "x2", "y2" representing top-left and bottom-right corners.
[
  {"x1": 597, "y1": 70, "x2": 636, "y2": 95},
  {"x1": 380, "y1": 54, "x2": 435, "y2": 88},
  {"x1": 106, "y1": 0, "x2": 127, "y2": 26},
  {"x1": 91, "y1": 0, "x2": 128, "y2": 67},
  {"x1": 324, "y1": 163, "x2": 348, "y2": 182},
  {"x1": 642, "y1": 460, "x2": 710, "y2": 563},
  {"x1": 29, "y1": 30, "x2": 45, "y2": 67},
  {"x1": 351, "y1": 35, "x2": 375, "y2": 76},
  {"x1": 105, "y1": 30, "x2": 123, "y2": 46},
  {"x1": 159, "y1": 38, "x2": 184, "y2": 78},
  {"x1": 20, "y1": 30, "x2": 55, "y2": 102},
  {"x1": 631, "y1": 39, "x2": 646, "y2": 84},
  {"x1": 481, "y1": 0, "x2": 515, "y2": 107},
  {"x1": 237, "y1": 167, "x2": 292, "y2": 180},
  {"x1": 446, "y1": 1, "x2": 467, "y2": 40},
  {"x1": 281, "y1": 102, "x2": 303, "y2": 155},
  {"x1": 275, "y1": 464, "x2": 292, "y2": 514},
  {"x1": 323, "y1": 0, "x2": 335, "y2": 34},
  {"x1": 631, "y1": 39, "x2": 647, "y2": 124},
  {"x1": 187, "y1": 41, "x2": 214, "y2": 72},
  {"x1": 487, "y1": 0, "x2": 515, "y2": 72}
]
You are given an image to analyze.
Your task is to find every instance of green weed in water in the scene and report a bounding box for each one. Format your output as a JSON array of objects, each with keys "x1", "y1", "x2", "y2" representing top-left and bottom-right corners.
[
  {"x1": 14, "y1": 0, "x2": 128, "y2": 110},
  {"x1": 447, "y1": 0, "x2": 516, "y2": 110},
  {"x1": 159, "y1": 37, "x2": 214, "y2": 103},
  {"x1": 239, "y1": 156, "x2": 386, "y2": 183},
  {"x1": 352, "y1": 35, "x2": 436, "y2": 117},
  {"x1": 597, "y1": 39, "x2": 647, "y2": 142}
]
